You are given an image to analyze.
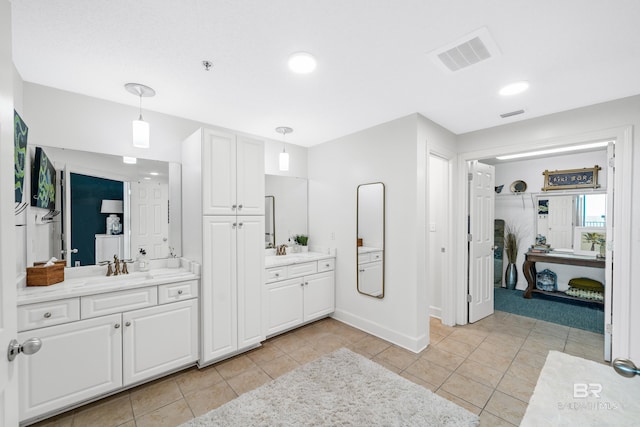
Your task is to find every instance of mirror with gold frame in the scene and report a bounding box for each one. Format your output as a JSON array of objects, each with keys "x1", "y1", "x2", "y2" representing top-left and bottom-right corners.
[{"x1": 357, "y1": 182, "x2": 385, "y2": 298}]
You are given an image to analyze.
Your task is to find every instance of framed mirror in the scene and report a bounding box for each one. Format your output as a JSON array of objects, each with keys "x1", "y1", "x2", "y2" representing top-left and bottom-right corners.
[
  {"x1": 265, "y1": 195, "x2": 275, "y2": 248},
  {"x1": 357, "y1": 182, "x2": 385, "y2": 298},
  {"x1": 27, "y1": 146, "x2": 181, "y2": 267},
  {"x1": 535, "y1": 192, "x2": 606, "y2": 250},
  {"x1": 265, "y1": 175, "x2": 307, "y2": 248}
]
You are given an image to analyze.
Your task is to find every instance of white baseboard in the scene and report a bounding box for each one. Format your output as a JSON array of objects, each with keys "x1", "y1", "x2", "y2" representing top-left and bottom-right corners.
[
  {"x1": 332, "y1": 308, "x2": 428, "y2": 353},
  {"x1": 429, "y1": 306, "x2": 442, "y2": 319}
]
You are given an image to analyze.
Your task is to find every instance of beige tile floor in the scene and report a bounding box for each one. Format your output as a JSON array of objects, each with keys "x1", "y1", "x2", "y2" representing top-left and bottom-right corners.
[{"x1": 32, "y1": 311, "x2": 605, "y2": 427}]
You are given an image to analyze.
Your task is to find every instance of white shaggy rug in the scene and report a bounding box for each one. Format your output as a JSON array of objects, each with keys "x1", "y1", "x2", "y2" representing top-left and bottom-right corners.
[
  {"x1": 182, "y1": 348, "x2": 479, "y2": 426},
  {"x1": 521, "y1": 351, "x2": 640, "y2": 426}
]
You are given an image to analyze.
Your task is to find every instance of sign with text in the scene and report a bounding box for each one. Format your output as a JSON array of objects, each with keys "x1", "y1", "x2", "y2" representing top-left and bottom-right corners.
[{"x1": 542, "y1": 166, "x2": 601, "y2": 191}]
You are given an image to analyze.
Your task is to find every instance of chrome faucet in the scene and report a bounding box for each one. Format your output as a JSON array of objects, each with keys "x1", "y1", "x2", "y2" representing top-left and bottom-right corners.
[{"x1": 276, "y1": 244, "x2": 288, "y2": 256}]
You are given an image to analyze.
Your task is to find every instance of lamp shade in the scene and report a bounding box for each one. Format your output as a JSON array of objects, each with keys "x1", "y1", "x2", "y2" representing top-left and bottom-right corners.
[
  {"x1": 279, "y1": 151, "x2": 289, "y2": 171},
  {"x1": 100, "y1": 200, "x2": 123, "y2": 214},
  {"x1": 132, "y1": 119, "x2": 149, "y2": 148}
]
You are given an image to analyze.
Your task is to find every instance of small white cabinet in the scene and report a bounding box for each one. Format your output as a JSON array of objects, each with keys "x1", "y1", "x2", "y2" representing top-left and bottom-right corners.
[
  {"x1": 18, "y1": 314, "x2": 123, "y2": 422},
  {"x1": 123, "y1": 299, "x2": 198, "y2": 385},
  {"x1": 200, "y1": 128, "x2": 264, "y2": 216},
  {"x1": 17, "y1": 278, "x2": 199, "y2": 424},
  {"x1": 265, "y1": 259, "x2": 335, "y2": 337}
]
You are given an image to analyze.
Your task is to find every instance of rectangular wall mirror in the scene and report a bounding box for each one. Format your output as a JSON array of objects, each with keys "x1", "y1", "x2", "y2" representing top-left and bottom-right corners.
[
  {"x1": 535, "y1": 192, "x2": 606, "y2": 250},
  {"x1": 357, "y1": 182, "x2": 385, "y2": 298},
  {"x1": 27, "y1": 146, "x2": 181, "y2": 267},
  {"x1": 265, "y1": 174, "x2": 307, "y2": 248}
]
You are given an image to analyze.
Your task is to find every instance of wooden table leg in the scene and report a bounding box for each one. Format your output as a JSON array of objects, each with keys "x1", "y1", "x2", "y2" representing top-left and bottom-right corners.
[{"x1": 523, "y1": 259, "x2": 536, "y2": 298}]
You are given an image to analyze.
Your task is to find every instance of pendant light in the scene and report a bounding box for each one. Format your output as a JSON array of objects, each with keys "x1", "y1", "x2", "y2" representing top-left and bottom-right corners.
[
  {"x1": 125, "y1": 83, "x2": 156, "y2": 148},
  {"x1": 275, "y1": 126, "x2": 293, "y2": 171}
]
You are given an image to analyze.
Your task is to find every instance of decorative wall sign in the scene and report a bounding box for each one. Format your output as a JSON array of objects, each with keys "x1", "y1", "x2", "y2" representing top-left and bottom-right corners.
[{"x1": 542, "y1": 166, "x2": 600, "y2": 191}]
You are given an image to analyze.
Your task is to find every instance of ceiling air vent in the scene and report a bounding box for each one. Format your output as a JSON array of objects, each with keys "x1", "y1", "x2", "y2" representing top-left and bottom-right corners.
[{"x1": 428, "y1": 27, "x2": 501, "y2": 73}]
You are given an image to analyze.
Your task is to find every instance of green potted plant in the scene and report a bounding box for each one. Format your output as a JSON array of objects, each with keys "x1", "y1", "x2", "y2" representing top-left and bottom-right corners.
[
  {"x1": 294, "y1": 234, "x2": 309, "y2": 252},
  {"x1": 504, "y1": 223, "x2": 521, "y2": 289}
]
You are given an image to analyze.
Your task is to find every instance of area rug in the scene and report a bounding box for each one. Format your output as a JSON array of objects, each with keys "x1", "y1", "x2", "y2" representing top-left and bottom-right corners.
[
  {"x1": 521, "y1": 351, "x2": 640, "y2": 426},
  {"x1": 181, "y1": 348, "x2": 479, "y2": 426},
  {"x1": 494, "y1": 288, "x2": 604, "y2": 333}
]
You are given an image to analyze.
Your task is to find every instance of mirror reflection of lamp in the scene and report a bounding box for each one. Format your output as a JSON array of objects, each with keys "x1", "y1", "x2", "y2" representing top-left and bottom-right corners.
[{"x1": 100, "y1": 199, "x2": 123, "y2": 235}]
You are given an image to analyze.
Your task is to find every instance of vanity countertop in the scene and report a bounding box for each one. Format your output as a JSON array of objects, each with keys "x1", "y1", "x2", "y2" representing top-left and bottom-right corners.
[
  {"x1": 265, "y1": 251, "x2": 334, "y2": 268},
  {"x1": 17, "y1": 268, "x2": 199, "y2": 306}
]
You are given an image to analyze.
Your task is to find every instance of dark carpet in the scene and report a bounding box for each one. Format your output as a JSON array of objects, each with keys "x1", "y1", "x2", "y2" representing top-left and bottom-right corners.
[{"x1": 494, "y1": 287, "x2": 604, "y2": 334}]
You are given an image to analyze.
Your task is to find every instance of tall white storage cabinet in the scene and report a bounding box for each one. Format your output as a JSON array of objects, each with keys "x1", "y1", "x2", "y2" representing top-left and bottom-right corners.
[{"x1": 182, "y1": 128, "x2": 265, "y2": 366}]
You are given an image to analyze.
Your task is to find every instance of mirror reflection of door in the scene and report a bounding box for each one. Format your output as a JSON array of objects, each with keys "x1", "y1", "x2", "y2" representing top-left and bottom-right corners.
[
  {"x1": 265, "y1": 196, "x2": 275, "y2": 248},
  {"x1": 357, "y1": 182, "x2": 385, "y2": 298},
  {"x1": 536, "y1": 193, "x2": 606, "y2": 250},
  {"x1": 130, "y1": 180, "x2": 169, "y2": 259}
]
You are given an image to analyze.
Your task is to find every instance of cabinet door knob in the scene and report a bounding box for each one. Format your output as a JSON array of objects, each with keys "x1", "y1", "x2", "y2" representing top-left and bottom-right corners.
[
  {"x1": 300, "y1": 283, "x2": 304, "y2": 287},
  {"x1": 275, "y1": 273, "x2": 280, "y2": 277},
  {"x1": 125, "y1": 321, "x2": 131, "y2": 327},
  {"x1": 325, "y1": 264, "x2": 330, "y2": 267},
  {"x1": 232, "y1": 223, "x2": 237, "y2": 228},
  {"x1": 178, "y1": 290, "x2": 183, "y2": 295},
  {"x1": 238, "y1": 204, "x2": 243, "y2": 210},
  {"x1": 114, "y1": 323, "x2": 121, "y2": 329},
  {"x1": 305, "y1": 281, "x2": 309, "y2": 286},
  {"x1": 232, "y1": 204, "x2": 237, "y2": 210},
  {"x1": 238, "y1": 222, "x2": 244, "y2": 228},
  {"x1": 43, "y1": 312, "x2": 52, "y2": 319}
]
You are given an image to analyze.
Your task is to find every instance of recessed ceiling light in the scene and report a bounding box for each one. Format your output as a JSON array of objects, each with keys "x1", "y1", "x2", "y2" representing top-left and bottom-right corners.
[
  {"x1": 143, "y1": 177, "x2": 151, "y2": 180},
  {"x1": 123, "y1": 156, "x2": 137, "y2": 164},
  {"x1": 496, "y1": 141, "x2": 609, "y2": 160},
  {"x1": 150, "y1": 172, "x2": 159, "y2": 176},
  {"x1": 499, "y1": 81, "x2": 529, "y2": 96},
  {"x1": 288, "y1": 52, "x2": 317, "y2": 74}
]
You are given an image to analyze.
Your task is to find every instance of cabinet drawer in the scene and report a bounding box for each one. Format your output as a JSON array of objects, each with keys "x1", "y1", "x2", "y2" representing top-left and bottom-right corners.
[
  {"x1": 357, "y1": 253, "x2": 371, "y2": 264},
  {"x1": 81, "y1": 287, "x2": 157, "y2": 319},
  {"x1": 18, "y1": 298, "x2": 80, "y2": 332},
  {"x1": 265, "y1": 266, "x2": 287, "y2": 283},
  {"x1": 287, "y1": 262, "x2": 317, "y2": 278},
  {"x1": 370, "y1": 251, "x2": 383, "y2": 262},
  {"x1": 317, "y1": 258, "x2": 335, "y2": 272},
  {"x1": 158, "y1": 280, "x2": 199, "y2": 304}
]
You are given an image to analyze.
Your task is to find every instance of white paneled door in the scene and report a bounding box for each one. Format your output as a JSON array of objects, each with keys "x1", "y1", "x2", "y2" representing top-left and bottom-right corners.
[
  {"x1": 468, "y1": 161, "x2": 495, "y2": 323},
  {"x1": 130, "y1": 180, "x2": 169, "y2": 259}
]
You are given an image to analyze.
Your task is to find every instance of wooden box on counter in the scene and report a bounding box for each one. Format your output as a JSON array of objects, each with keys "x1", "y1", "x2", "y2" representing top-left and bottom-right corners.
[{"x1": 26, "y1": 260, "x2": 65, "y2": 286}]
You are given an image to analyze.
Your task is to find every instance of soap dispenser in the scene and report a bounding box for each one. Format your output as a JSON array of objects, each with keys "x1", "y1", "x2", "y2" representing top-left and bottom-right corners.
[{"x1": 137, "y1": 248, "x2": 150, "y2": 272}]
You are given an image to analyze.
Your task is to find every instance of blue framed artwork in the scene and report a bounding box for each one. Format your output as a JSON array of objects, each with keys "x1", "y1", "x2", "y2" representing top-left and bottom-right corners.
[
  {"x1": 541, "y1": 165, "x2": 601, "y2": 191},
  {"x1": 14, "y1": 110, "x2": 28, "y2": 203}
]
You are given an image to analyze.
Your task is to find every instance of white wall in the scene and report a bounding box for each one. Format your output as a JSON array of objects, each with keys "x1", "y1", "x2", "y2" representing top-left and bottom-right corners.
[
  {"x1": 493, "y1": 149, "x2": 608, "y2": 290},
  {"x1": 308, "y1": 113, "x2": 456, "y2": 352},
  {"x1": 458, "y1": 95, "x2": 640, "y2": 361}
]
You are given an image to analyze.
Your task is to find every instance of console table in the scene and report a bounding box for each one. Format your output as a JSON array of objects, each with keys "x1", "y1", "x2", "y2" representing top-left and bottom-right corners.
[{"x1": 523, "y1": 252, "x2": 605, "y2": 303}]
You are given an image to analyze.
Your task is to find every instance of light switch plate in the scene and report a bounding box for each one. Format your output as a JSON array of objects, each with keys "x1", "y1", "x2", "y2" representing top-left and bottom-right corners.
[{"x1": 429, "y1": 223, "x2": 436, "y2": 232}]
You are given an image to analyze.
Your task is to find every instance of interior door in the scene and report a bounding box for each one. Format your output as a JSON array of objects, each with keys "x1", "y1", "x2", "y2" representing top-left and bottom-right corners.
[
  {"x1": 130, "y1": 180, "x2": 169, "y2": 259},
  {"x1": 604, "y1": 141, "x2": 615, "y2": 361},
  {"x1": 547, "y1": 196, "x2": 574, "y2": 249},
  {"x1": 468, "y1": 161, "x2": 495, "y2": 323}
]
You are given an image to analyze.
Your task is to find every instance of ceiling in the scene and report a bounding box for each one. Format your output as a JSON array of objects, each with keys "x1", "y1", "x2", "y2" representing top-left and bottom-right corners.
[{"x1": 11, "y1": 1, "x2": 640, "y2": 147}]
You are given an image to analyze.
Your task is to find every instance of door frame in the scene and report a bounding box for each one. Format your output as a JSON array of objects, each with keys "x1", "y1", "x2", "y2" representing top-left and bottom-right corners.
[{"x1": 448, "y1": 126, "x2": 632, "y2": 360}]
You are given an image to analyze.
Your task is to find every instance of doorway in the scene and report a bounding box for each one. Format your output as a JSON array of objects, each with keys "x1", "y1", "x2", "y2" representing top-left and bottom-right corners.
[{"x1": 448, "y1": 126, "x2": 633, "y2": 362}]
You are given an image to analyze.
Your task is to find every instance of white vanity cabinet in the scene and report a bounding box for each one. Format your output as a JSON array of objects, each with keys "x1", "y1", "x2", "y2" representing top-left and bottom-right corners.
[
  {"x1": 265, "y1": 259, "x2": 335, "y2": 337},
  {"x1": 182, "y1": 127, "x2": 265, "y2": 366},
  {"x1": 18, "y1": 313, "x2": 122, "y2": 422},
  {"x1": 201, "y1": 216, "x2": 264, "y2": 363},
  {"x1": 195, "y1": 128, "x2": 265, "y2": 216},
  {"x1": 17, "y1": 279, "x2": 199, "y2": 424}
]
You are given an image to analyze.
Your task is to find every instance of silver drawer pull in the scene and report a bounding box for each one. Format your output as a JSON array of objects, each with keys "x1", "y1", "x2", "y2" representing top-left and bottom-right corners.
[
  {"x1": 125, "y1": 321, "x2": 131, "y2": 327},
  {"x1": 178, "y1": 290, "x2": 183, "y2": 295},
  {"x1": 275, "y1": 273, "x2": 280, "y2": 277},
  {"x1": 325, "y1": 264, "x2": 330, "y2": 267},
  {"x1": 114, "y1": 323, "x2": 121, "y2": 329},
  {"x1": 43, "y1": 312, "x2": 52, "y2": 319}
]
